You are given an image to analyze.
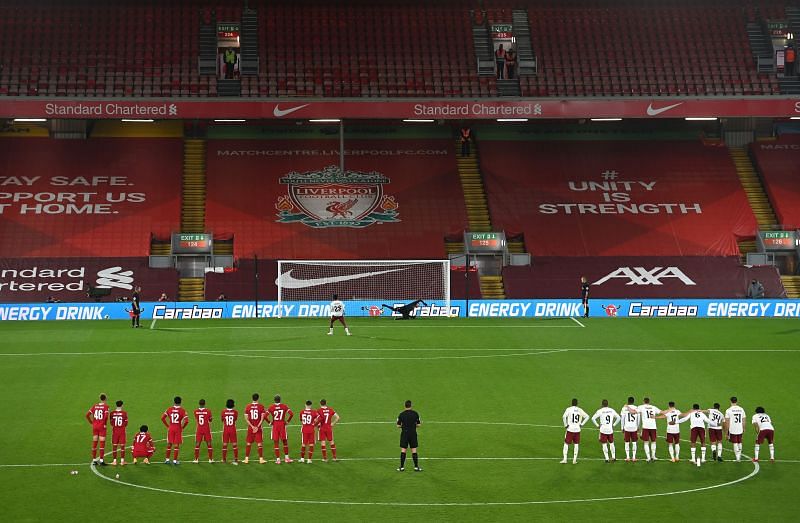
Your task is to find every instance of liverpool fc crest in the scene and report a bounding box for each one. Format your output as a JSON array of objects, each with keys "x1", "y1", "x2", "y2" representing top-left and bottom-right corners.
[{"x1": 275, "y1": 165, "x2": 400, "y2": 228}]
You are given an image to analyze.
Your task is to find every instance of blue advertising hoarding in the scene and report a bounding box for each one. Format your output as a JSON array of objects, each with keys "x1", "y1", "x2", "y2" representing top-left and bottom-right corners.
[{"x1": 0, "y1": 299, "x2": 799, "y2": 321}]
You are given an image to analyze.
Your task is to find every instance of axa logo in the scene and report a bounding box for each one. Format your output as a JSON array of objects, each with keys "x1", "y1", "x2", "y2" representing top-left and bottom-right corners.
[
  {"x1": 96, "y1": 267, "x2": 134, "y2": 289},
  {"x1": 593, "y1": 267, "x2": 696, "y2": 286}
]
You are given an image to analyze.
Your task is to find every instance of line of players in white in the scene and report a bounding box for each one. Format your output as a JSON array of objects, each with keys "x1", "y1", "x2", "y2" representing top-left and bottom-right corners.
[{"x1": 561, "y1": 396, "x2": 776, "y2": 466}]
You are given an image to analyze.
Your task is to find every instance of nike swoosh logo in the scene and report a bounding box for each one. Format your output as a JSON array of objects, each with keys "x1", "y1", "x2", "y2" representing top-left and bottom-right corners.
[
  {"x1": 275, "y1": 268, "x2": 410, "y2": 289},
  {"x1": 646, "y1": 102, "x2": 683, "y2": 116},
  {"x1": 273, "y1": 104, "x2": 310, "y2": 117}
]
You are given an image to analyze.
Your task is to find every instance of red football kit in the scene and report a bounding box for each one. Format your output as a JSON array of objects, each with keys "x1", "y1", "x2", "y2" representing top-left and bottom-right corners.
[
  {"x1": 245, "y1": 402, "x2": 266, "y2": 443},
  {"x1": 300, "y1": 408, "x2": 319, "y2": 446},
  {"x1": 268, "y1": 403, "x2": 293, "y2": 441},
  {"x1": 161, "y1": 406, "x2": 189, "y2": 444},
  {"x1": 87, "y1": 402, "x2": 109, "y2": 437},
  {"x1": 317, "y1": 406, "x2": 337, "y2": 442},
  {"x1": 194, "y1": 408, "x2": 212, "y2": 443},
  {"x1": 132, "y1": 432, "x2": 154, "y2": 458},
  {"x1": 222, "y1": 408, "x2": 239, "y2": 443},
  {"x1": 110, "y1": 410, "x2": 128, "y2": 445}
]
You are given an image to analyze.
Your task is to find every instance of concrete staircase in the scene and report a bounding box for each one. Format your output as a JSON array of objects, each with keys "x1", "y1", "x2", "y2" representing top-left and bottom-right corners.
[
  {"x1": 729, "y1": 146, "x2": 777, "y2": 262},
  {"x1": 781, "y1": 276, "x2": 800, "y2": 298},
  {"x1": 451, "y1": 139, "x2": 506, "y2": 299},
  {"x1": 198, "y1": 17, "x2": 218, "y2": 76},
  {"x1": 745, "y1": 21, "x2": 775, "y2": 73},
  {"x1": 179, "y1": 139, "x2": 207, "y2": 302},
  {"x1": 511, "y1": 9, "x2": 537, "y2": 75},
  {"x1": 472, "y1": 23, "x2": 496, "y2": 76},
  {"x1": 239, "y1": 9, "x2": 259, "y2": 75}
]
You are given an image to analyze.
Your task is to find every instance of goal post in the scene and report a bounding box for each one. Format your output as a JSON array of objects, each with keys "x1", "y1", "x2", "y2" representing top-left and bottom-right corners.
[{"x1": 276, "y1": 260, "x2": 450, "y2": 317}]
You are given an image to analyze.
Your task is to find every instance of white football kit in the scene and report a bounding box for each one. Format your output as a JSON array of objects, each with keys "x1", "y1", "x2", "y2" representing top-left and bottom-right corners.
[{"x1": 591, "y1": 407, "x2": 620, "y2": 435}]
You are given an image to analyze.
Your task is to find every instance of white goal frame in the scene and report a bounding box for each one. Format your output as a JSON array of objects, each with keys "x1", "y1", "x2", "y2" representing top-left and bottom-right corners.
[{"x1": 276, "y1": 259, "x2": 451, "y2": 317}]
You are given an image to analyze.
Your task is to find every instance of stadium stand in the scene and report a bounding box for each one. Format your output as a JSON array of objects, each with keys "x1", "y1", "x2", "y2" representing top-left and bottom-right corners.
[
  {"x1": 479, "y1": 138, "x2": 758, "y2": 256},
  {"x1": 0, "y1": 256, "x2": 179, "y2": 303},
  {"x1": 204, "y1": 134, "x2": 468, "y2": 259},
  {"x1": 0, "y1": 0, "x2": 784, "y2": 98},
  {"x1": 502, "y1": 256, "x2": 786, "y2": 299},
  {"x1": 204, "y1": 259, "x2": 482, "y2": 301},
  {"x1": 515, "y1": 0, "x2": 782, "y2": 97},
  {"x1": 750, "y1": 135, "x2": 800, "y2": 229},
  {"x1": 0, "y1": 138, "x2": 182, "y2": 257}
]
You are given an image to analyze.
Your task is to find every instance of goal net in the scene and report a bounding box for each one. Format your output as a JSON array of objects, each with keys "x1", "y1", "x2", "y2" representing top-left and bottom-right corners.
[{"x1": 276, "y1": 260, "x2": 450, "y2": 317}]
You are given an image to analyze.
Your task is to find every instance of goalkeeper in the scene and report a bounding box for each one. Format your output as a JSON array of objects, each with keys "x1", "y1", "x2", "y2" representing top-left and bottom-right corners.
[{"x1": 381, "y1": 300, "x2": 429, "y2": 320}]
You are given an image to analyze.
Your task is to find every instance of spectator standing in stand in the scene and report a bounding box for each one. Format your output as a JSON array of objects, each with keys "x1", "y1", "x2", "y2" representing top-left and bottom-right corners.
[
  {"x1": 785, "y1": 45, "x2": 796, "y2": 77},
  {"x1": 746, "y1": 279, "x2": 765, "y2": 299},
  {"x1": 495, "y1": 44, "x2": 506, "y2": 79},
  {"x1": 460, "y1": 125, "x2": 472, "y2": 157},
  {"x1": 505, "y1": 47, "x2": 517, "y2": 79}
]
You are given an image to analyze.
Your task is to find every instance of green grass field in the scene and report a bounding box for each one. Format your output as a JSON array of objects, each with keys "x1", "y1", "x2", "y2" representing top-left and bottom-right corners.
[{"x1": 1, "y1": 317, "x2": 798, "y2": 522}]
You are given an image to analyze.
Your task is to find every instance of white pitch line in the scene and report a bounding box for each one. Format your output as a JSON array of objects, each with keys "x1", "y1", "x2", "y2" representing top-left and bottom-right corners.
[
  {"x1": 158, "y1": 323, "x2": 582, "y2": 331},
  {"x1": 88, "y1": 455, "x2": 762, "y2": 506},
  {"x1": 1, "y1": 347, "x2": 798, "y2": 357},
  {"x1": 185, "y1": 348, "x2": 569, "y2": 361},
  {"x1": 570, "y1": 317, "x2": 586, "y2": 328}
]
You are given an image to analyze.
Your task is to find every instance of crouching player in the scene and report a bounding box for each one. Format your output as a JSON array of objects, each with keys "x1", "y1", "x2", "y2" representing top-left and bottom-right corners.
[
  {"x1": 298, "y1": 401, "x2": 319, "y2": 463},
  {"x1": 132, "y1": 425, "x2": 155, "y2": 465},
  {"x1": 752, "y1": 406, "x2": 775, "y2": 463}
]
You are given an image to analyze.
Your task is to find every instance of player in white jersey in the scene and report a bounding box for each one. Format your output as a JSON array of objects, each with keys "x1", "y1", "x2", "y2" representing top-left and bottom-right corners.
[
  {"x1": 723, "y1": 396, "x2": 746, "y2": 462},
  {"x1": 657, "y1": 401, "x2": 682, "y2": 462},
  {"x1": 706, "y1": 402, "x2": 725, "y2": 462},
  {"x1": 619, "y1": 396, "x2": 640, "y2": 462},
  {"x1": 678, "y1": 404, "x2": 711, "y2": 467},
  {"x1": 635, "y1": 397, "x2": 661, "y2": 462},
  {"x1": 591, "y1": 399, "x2": 620, "y2": 463},
  {"x1": 751, "y1": 406, "x2": 775, "y2": 462},
  {"x1": 561, "y1": 398, "x2": 589, "y2": 464},
  {"x1": 327, "y1": 294, "x2": 351, "y2": 336}
]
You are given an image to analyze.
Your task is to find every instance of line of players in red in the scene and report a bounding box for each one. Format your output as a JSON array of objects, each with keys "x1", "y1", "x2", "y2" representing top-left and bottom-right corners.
[{"x1": 86, "y1": 393, "x2": 340, "y2": 466}]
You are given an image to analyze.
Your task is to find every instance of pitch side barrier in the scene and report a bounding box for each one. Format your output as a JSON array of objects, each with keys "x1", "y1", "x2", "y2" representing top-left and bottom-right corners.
[{"x1": 1, "y1": 299, "x2": 800, "y2": 321}]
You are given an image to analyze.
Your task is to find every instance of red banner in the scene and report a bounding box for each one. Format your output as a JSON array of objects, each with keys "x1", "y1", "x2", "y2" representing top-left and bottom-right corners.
[
  {"x1": 503, "y1": 257, "x2": 786, "y2": 299},
  {"x1": 751, "y1": 136, "x2": 800, "y2": 229},
  {"x1": 0, "y1": 138, "x2": 182, "y2": 257},
  {"x1": 205, "y1": 139, "x2": 467, "y2": 259},
  {"x1": 0, "y1": 98, "x2": 798, "y2": 119},
  {"x1": 481, "y1": 140, "x2": 756, "y2": 256},
  {"x1": 0, "y1": 257, "x2": 177, "y2": 303}
]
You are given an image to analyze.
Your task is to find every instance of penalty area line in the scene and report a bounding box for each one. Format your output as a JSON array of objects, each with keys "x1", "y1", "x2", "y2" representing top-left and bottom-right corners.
[{"x1": 570, "y1": 317, "x2": 586, "y2": 328}]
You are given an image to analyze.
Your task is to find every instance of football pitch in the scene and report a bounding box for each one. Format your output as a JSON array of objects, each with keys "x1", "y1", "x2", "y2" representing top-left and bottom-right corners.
[{"x1": 1, "y1": 317, "x2": 798, "y2": 522}]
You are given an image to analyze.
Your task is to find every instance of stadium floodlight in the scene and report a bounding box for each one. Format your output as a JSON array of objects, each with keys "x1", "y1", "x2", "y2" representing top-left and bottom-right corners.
[
  {"x1": 684, "y1": 117, "x2": 717, "y2": 121},
  {"x1": 213, "y1": 119, "x2": 246, "y2": 122},
  {"x1": 309, "y1": 118, "x2": 341, "y2": 123},
  {"x1": 13, "y1": 118, "x2": 47, "y2": 122},
  {"x1": 402, "y1": 119, "x2": 435, "y2": 123},
  {"x1": 121, "y1": 119, "x2": 154, "y2": 123},
  {"x1": 496, "y1": 118, "x2": 528, "y2": 122},
  {"x1": 276, "y1": 260, "x2": 451, "y2": 318},
  {"x1": 590, "y1": 118, "x2": 622, "y2": 121}
]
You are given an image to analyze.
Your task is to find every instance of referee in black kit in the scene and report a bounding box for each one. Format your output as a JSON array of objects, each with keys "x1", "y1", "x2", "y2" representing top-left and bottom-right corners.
[
  {"x1": 397, "y1": 400, "x2": 422, "y2": 472},
  {"x1": 580, "y1": 276, "x2": 590, "y2": 318}
]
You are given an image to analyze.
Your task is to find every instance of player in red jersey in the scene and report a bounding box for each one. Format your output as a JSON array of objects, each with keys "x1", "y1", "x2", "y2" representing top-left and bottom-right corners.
[
  {"x1": 244, "y1": 393, "x2": 267, "y2": 464},
  {"x1": 132, "y1": 425, "x2": 155, "y2": 464},
  {"x1": 161, "y1": 396, "x2": 189, "y2": 465},
  {"x1": 86, "y1": 393, "x2": 110, "y2": 466},
  {"x1": 193, "y1": 399, "x2": 213, "y2": 463},
  {"x1": 317, "y1": 399, "x2": 340, "y2": 462},
  {"x1": 267, "y1": 395, "x2": 294, "y2": 463},
  {"x1": 221, "y1": 398, "x2": 239, "y2": 465},
  {"x1": 298, "y1": 401, "x2": 319, "y2": 464},
  {"x1": 110, "y1": 400, "x2": 128, "y2": 466}
]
